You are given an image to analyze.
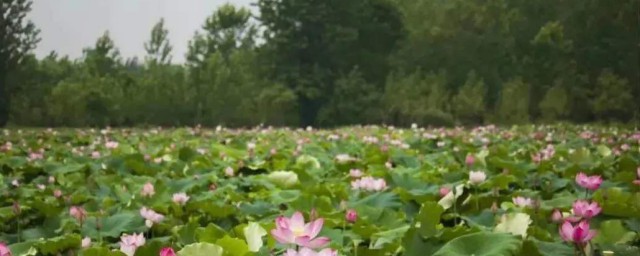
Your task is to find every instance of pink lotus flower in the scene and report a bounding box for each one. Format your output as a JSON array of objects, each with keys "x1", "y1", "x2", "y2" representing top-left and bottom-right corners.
[
  {"x1": 575, "y1": 172, "x2": 602, "y2": 191},
  {"x1": 53, "y1": 189, "x2": 62, "y2": 198},
  {"x1": 141, "y1": 182, "x2": 155, "y2": 197},
  {"x1": 120, "y1": 233, "x2": 145, "y2": 256},
  {"x1": 0, "y1": 243, "x2": 11, "y2": 256},
  {"x1": 551, "y1": 209, "x2": 563, "y2": 223},
  {"x1": 465, "y1": 154, "x2": 475, "y2": 166},
  {"x1": 469, "y1": 171, "x2": 486, "y2": 185},
  {"x1": 70, "y1": 206, "x2": 87, "y2": 223},
  {"x1": 105, "y1": 141, "x2": 119, "y2": 149},
  {"x1": 439, "y1": 186, "x2": 451, "y2": 197},
  {"x1": 270, "y1": 211, "x2": 330, "y2": 248},
  {"x1": 572, "y1": 200, "x2": 601, "y2": 219},
  {"x1": 140, "y1": 207, "x2": 164, "y2": 228},
  {"x1": 283, "y1": 247, "x2": 337, "y2": 256},
  {"x1": 559, "y1": 221, "x2": 596, "y2": 246},
  {"x1": 172, "y1": 192, "x2": 190, "y2": 206},
  {"x1": 345, "y1": 209, "x2": 357, "y2": 223},
  {"x1": 224, "y1": 166, "x2": 235, "y2": 177},
  {"x1": 351, "y1": 176, "x2": 387, "y2": 192},
  {"x1": 349, "y1": 169, "x2": 363, "y2": 178},
  {"x1": 91, "y1": 151, "x2": 101, "y2": 159},
  {"x1": 159, "y1": 247, "x2": 176, "y2": 256},
  {"x1": 81, "y1": 237, "x2": 91, "y2": 248},
  {"x1": 512, "y1": 196, "x2": 533, "y2": 208}
]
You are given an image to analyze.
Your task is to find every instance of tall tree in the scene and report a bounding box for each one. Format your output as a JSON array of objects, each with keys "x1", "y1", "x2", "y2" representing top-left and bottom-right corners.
[
  {"x1": 257, "y1": 0, "x2": 404, "y2": 126},
  {"x1": 0, "y1": 0, "x2": 40, "y2": 126},
  {"x1": 144, "y1": 18, "x2": 173, "y2": 65}
]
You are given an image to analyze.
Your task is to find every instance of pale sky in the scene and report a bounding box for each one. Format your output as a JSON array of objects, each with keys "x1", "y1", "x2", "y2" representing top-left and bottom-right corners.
[{"x1": 29, "y1": 0, "x2": 253, "y2": 63}]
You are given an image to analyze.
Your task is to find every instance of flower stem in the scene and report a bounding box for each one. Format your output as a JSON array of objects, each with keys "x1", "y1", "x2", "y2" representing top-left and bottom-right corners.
[{"x1": 475, "y1": 186, "x2": 480, "y2": 212}]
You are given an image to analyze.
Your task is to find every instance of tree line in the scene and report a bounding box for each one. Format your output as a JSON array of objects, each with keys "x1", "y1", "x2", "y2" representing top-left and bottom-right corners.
[{"x1": 2, "y1": 0, "x2": 638, "y2": 127}]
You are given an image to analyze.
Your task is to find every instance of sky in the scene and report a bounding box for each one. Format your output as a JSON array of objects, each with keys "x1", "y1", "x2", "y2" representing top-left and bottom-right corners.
[{"x1": 29, "y1": 0, "x2": 253, "y2": 63}]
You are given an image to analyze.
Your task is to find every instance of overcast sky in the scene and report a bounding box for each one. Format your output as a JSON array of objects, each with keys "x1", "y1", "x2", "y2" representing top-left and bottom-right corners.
[{"x1": 29, "y1": 0, "x2": 253, "y2": 63}]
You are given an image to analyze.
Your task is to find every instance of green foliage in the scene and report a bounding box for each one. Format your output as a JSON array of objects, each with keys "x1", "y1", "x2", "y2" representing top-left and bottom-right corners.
[
  {"x1": 590, "y1": 70, "x2": 635, "y2": 122},
  {"x1": 538, "y1": 84, "x2": 570, "y2": 122},
  {"x1": 494, "y1": 78, "x2": 531, "y2": 124},
  {"x1": 451, "y1": 72, "x2": 487, "y2": 124},
  {"x1": 2, "y1": 0, "x2": 639, "y2": 127}
]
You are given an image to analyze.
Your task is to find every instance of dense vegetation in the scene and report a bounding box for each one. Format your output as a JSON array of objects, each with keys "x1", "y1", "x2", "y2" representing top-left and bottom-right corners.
[
  {"x1": 0, "y1": 125, "x2": 639, "y2": 255},
  {"x1": 2, "y1": 0, "x2": 638, "y2": 127}
]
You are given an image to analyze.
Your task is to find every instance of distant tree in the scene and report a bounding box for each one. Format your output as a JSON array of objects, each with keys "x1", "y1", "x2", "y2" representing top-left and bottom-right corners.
[
  {"x1": 451, "y1": 71, "x2": 487, "y2": 125},
  {"x1": 590, "y1": 70, "x2": 635, "y2": 122},
  {"x1": 538, "y1": 83, "x2": 569, "y2": 122},
  {"x1": 83, "y1": 31, "x2": 120, "y2": 77},
  {"x1": 494, "y1": 77, "x2": 531, "y2": 124},
  {"x1": 144, "y1": 18, "x2": 172, "y2": 65},
  {"x1": 0, "y1": 0, "x2": 40, "y2": 126}
]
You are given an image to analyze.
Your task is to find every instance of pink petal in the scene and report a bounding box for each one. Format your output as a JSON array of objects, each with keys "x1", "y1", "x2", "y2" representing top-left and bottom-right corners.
[
  {"x1": 299, "y1": 247, "x2": 316, "y2": 256},
  {"x1": 306, "y1": 237, "x2": 331, "y2": 249},
  {"x1": 559, "y1": 222, "x2": 574, "y2": 242},
  {"x1": 283, "y1": 249, "x2": 299, "y2": 256},
  {"x1": 584, "y1": 230, "x2": 596, "y2": 242},
  {"x1": 305, "y1": 218, "x2": 324, "y2": 238},
  {"x1": 318, "y1": 248, "x2": 338, "y2": 256},
  {"x1": 271, "y1": 228, "x2": 294, "y2": 244},
  {"x1": 290, "y1": 212, "x2": 305, "y2": 230},
  {"x1": 276, "y1": 216, "x2": 290, "y2": 229}
]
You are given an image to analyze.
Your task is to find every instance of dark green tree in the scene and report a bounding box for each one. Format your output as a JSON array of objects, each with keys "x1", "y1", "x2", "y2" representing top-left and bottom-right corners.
[
  {"x1": 257, "y1": 0, "x2": 404, "y2": 126},
  {"x1": 0, "y1": 0, "x2": 39, "y2": 126}
]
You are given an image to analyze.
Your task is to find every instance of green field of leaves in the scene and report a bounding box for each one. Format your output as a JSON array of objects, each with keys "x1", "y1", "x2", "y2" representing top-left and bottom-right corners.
[{"x1": 0, "y1": 125, "x2": 639, "y2": 256}]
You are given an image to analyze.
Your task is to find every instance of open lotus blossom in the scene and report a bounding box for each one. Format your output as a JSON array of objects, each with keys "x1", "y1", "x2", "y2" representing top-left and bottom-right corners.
[
  {"x1": 91, "y1": 151, "x2": 101, "y2": 159},
  {"x1": 159, "y1": 247, "x2": 176, "y2": 256},
  {"x1": 351, "y1": 176, "x2": 387, "y2": 192},
  {"x1": 575, "y1": 172, "x2": 602, "y2": 191},
  {"x1": 53, "y1": 189, "x2": 62, "y2": 198},
  {"x1": 349, "y1": 169, "x2": 363, "y2": 178},
  {"x1": 172, "y1": 192, "x2": 190, "y2": 206},
  {"x1": 469, "y1": 171, "x2": 486, "y2": 185},
  {"x1": 141, "y1": 182, "x2": 155, "y2": 197},
  {"x1": 512, "y1": 196, "x2": 533, "y2": 208},
  {"x1": 140, "y1": 207, "x2": 164, "y2": 228},
  {"x1": 559, "y1": 221, "x2": 596, "y2": 246},
  {"x1": 271, "y1": 211, "x2": 330, "y2": 249},
  {"x1": 572, "y1": 200, "x2": 601, "y2": 219},
  {"x1": 120, "y1": 233, "x2": 145, "y2": 256},
  {"x1": 283, "y1": 247, "x2": 337, "y2": 256},
  {"x1": 0, "y1": 243, "x2": 11, "y2": 256},
  {"x1": 69, "y1": 206, "x2": 87, "y2": 223},
  {"x1": 81, "y1": 237, "x2": 91, "y2": 248}
]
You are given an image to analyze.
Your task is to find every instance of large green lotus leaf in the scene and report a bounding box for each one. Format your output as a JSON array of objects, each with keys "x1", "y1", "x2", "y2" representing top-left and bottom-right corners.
[
  {"x1": 353, "y1": 192, "x2": 402, "y2": 209},
  {"x1": 195, "y1": 223, "x2": 227, "y2": 243},
  {"x1": 518, "y1": 239, "x2": 573, "y2": 256},
  {"x1": 269, "y1": 190, "x2": 300, "y2": 204},
  {"x1": 416, "y1": 202, "x2": 444, "y2": 238},
  {"x1": 176, "y1": 221, "x2": 200, "y2": 245},
  {"x1": 133, "y1": 240, "x2": 165, "y2": 256},
  {"x1": 177, "y1": 242, "x2": 224, "y2": 256},
  {"x1": 216, "y1": 235, "x2": 249, "y2": 256},
  {"x1": 8, "y1": 241, "x2": 37, "y2": 256},
  {"x1": 370, "y1": 225, "x2": 410, "y2": 249},
  {"x1": 402, "y1": 227, "x2": 443, "y2": 256},
  {"x1": 82, "y1": 211, "x2": 144, "y2": 238},
  {"x1": 432, "y1": 232, "x2": 522, "y2": 256},
  {"x1": 495, "y1": 213, "x2": 531, "y2": 238},
  {"x1": 35, "y1": 233, "x2": 81, "y2": 255},
  {"x1": 593, "y1": 220, "x2": 636, "y2": 245}
]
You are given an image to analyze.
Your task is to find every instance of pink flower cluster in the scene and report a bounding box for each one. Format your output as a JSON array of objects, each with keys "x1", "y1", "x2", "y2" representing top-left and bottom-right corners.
[
  {"x1": 120, "y1": 233, "x2": 145, "y2": 256},
  {"x1": 351, "y1": 176, "x2": 387, "y2": 191}
]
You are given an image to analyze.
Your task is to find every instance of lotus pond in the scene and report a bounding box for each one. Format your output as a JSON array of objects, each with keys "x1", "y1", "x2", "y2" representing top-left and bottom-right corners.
[{"x1": 0, "y1": 125, "x2": 639, "y2": 256}]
